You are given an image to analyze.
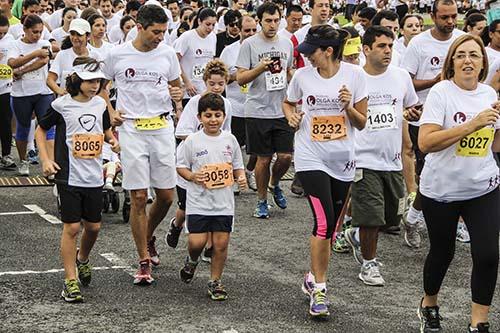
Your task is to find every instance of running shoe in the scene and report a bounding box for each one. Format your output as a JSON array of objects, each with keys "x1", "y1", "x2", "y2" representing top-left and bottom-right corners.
[
  {"x1": 207, "y1": 280, "x2": 228, "y2": 301},
  {"x1": 309, "y1": 289, "x2": 330, "y2": 317},
  {"x1": 253, "y1": 199, "x2": 270, "y2": 219},
  {"x1": 345, "y1": 228, "x2": 363, "y2": 264},
  {"x1": 403, "y1": 217, "x2": 422, "y2": 248},
  {"x1": 201, "y1": 247, "x2": 212, "y2": 263},
  {"x1": 456, "y1": 221, "x2": 470, "y2": 243},
  {"x1": 301, "y1": 272, "x2": 315, "y2": 297},
  {"x1": 61, "y1": 279, "x2": 83, "y2": 303},
  {"x1": 27, "y1": 149, "x2": 39, "y2": 165},
  {"x1": 76, "y1": 257, "x2": 92, "y2": 287},
  {"x1": 269, "y1": 185, "x2": 287, "y2": 209},
  {"x1": 133, "y1": 259, "x2": 154, "y2": 285},
  {"x1": 246, "y1": 170, "x2": 257, "y2": 191},
  {"x1": 332, "y1": 232, "x2": 351, "y2": 253},
  {"x1": 18, "y1": 160, "x2": 29, "y2": 176},
  {"x1": 103, "y1": 181, "x2": 114, "y2": 191},
  {"x1": 180, "y1": 256, "x2": 198, "y2": 283},
  {"x1": 0, "y1": 155, "x2": 16, "y2": 169},
  {"x1": 147, "y1": 236, "x2": 160, "y2": 266},
  {"x1": 468, "y1": 323, "x2": 490, "y2": 332},
  {"x1": 359, "y1": 260, "x2": 385, "y2": 286},
  {"x1": 165, "y1": 217, "x2": 182, "y2": 249},
  {"x1": 418, "y1": 298, "x2": 442, "y2": 333}
]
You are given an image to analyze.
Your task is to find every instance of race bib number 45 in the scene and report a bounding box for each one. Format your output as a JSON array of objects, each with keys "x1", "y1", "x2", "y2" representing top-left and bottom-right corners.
[
  {"x1": 456, "y1": 127, "x2": 495, "y2": 157},
  {"x1": 310, "y1": 115, "x2": 347, "y2": 141},
  {"x1": 72, "y1": 133, "x2": 104, "y2": 159},
  {"x1": 366, "y1": 105, "x2": 396, "y2": 131},
  {"x1": 201, "y1": 163, "x2": 234, "y2": 189},
  {"x1": 0, "y1": 64, "x2": 12, "y2": 80},
  {"x1": 134, "y1": 115, "x2": 167, "y2": 131}
]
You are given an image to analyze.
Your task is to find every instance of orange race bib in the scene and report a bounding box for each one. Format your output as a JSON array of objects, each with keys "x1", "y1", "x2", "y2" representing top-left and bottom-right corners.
[
  {"x1": 310, "y1": 115, "x2": 347, "y2": 141},
  {"x1": 201, "y1": 163, "x2": 234, "y2": 189},
  {"x1": 72, "y1": 133, "x2": 104, "y2": 159}
]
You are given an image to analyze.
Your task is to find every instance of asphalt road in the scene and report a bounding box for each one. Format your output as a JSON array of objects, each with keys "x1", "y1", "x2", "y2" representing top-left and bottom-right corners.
[{"x1": 0, "y1": 165, "x2": 498, "y2": 333}]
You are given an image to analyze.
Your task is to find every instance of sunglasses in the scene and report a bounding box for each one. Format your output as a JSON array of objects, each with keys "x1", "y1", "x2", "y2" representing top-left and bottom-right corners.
[
  {"x1": 228, "y1": 22, "x2": 239, "y2": 28},
  {"x1": 243, "y1": 28, "x2": 257, "y2": 32}
]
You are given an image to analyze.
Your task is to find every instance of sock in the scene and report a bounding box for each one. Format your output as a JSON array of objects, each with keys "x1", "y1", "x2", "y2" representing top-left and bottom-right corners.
[
  {"x1": 27, "y1": 120, "x2": 36, "y2": 151},
  {"x1": 407, "y1": 207, "x2": 421, "y2": 225},
  {"x1": 314, "y1": 282, "x2": 326, "y2": 291},
  {"x1": 105, "y1": 176, "x2": 113, "y2": 184},
  {"x1": 362, "y1": 258, "x2": 376, "y2": 266},
  {"x1": 344, "y1": 215, "x2": 352, "y2": 223},
  {"x1": 307, "y1": 271, "x2": 316, "y2": 284},
  {"x1": 353, "y1": 227, "x2": 360, "y2": 243},
  {"x1": 76, "y1": 257, "x2": 88, "y2": 264},
  {"x1": 469, "y1": 326, "x2": 477, "y2": 332}
]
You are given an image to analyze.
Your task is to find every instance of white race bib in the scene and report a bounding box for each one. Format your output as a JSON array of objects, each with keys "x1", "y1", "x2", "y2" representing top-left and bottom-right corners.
[
  {"x1": 366, "y1": 104, "x2": 397, "y2": 131},
  {"x1": 265, "y1": 71, "x2": 286, "y2": 91},
  {"x1": 192, "y1": 64, "x2": 205, "y2": 80}
]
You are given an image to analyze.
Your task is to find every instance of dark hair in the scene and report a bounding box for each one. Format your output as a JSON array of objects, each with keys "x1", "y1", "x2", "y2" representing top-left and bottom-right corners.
[
  {"x1": 112, "y1": 0, "x2": 123, "y2": 7},
  {"x1": 362, "y1": 26, "x2": 394, "y2": 48},
  {"x1": 60, "y1": 6, "x2": 77, "y2": 26},
  {"x1": 464, "y1": 8, "x2": 481, "y2": 18},
  {"x1": 137, "y1": 4, "x2": 168, "y2": 29},
  {"x1": 180, "y1": 6, "x2": 193, "y2": 18},
  {"x1": 22, "y1": 14, "x2": 43, "y2": 29},
  {"x1": 22, "y1": 0, "x2": 40, "y2": 10},
  {"x1": 192, "y1": 8, "x2": 216, "y2": 28},
  {"x1": 463, "y1": 13, "x2": 486, "y2": 32},
  {"x1": 0, "y1": 14, "x2": 8, "y2": 27},
  {"x1": 343, "y1": 25, "x2": 359, "y2": 38},
  {"x1": 190, "y1": 0, "x2": 203, "y2": 8},
  {"x1": 223, "y1": 9, "x2": 242, "y2": 26},
  {"x1": 286, "y1": 4, "x2": 303, "y2": 17},
  {"x1": 66, "y1": 57, "x2": 104, "y2": 97},
  {"x1": 80, "y1": 7, "x2": 99, "y2": 20},
  {"x1": 87, "y1": 13, "x2": 106, "y2": 28},
  {"x1": 177, "y1": 21, "x2": 190, "y2": 36},
  {"x1": 358, "y1": 7, "x2": 377, "y2": 21},
  {"x1": 198, "y1": 93, "x2": 225, "y2": 115},
  {"x1": 54, "y1": 0, "x2": 65, "y2": 10},
  {"x1": 481, "y1": 19, "x2": 500, "y2": 46},
  {"x1": 167, "y1": 0, "x2": 179, "y2": 7},
  {"x1": 307, "y1": 25, "x2": 348, "y2": 61},
  {"x1": 272, "y1": 0, "x2": 285, "y2": 8},
  {"x1": 353, "y1": 1, "x2": 367, "y2": 15},
  {"x1": 125, "y1": 0, "x2": 141, "y2": 14},
  {"x1": 371, "y1": 9, "x2": 399, "y2": 26},
  {"x1": 400, "y1": 14, "x2": 420, "y2": 29},
  {"x1": 119, "y1": 15, "x2": 134, "y2": 30},
  {"x1": 98, "y1": 0, "x2": 112, "y2": 5},
  {"x1": 257, "y1": 2, "x2": 281, "y2": 21},
  {"x1": 431, "y1": 0, "x2": 456, "y2": 15}
]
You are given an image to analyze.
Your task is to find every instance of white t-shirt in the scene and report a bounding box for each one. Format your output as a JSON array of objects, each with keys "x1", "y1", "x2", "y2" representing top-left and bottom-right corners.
[
  {"x1": 0, "y1": 34, "x2": 14, "y2": 95},
  {"x1": 49, "y1": 47, "x2": 96, "y2": 89},
  {"x1": 420, "y1": 80, "x2": 500, "y2": 201},
  {"x1": 486, "y1": 46, "x2": 500, "y2": 64},
  {"x1": 102, "y1": 41, "x2": 181, "y2": 135},
  {"x1": 108, "y1": 25, "x2": 124, "y2": 44},
  {"x1": 355, "y1": 65, "x2": 419, "y2": 171},
  {"x1": 286, "y1": 63, "x2": 368, "y2": 181},
  {"x1": 8, "y1": 23, "x2": 53, "y2": 41},
  {"x1": 485, "y1": 57, "x2": 500, "y2": 85},
  {"x1": 177, "y1": 130, "x2": 244, "y2": 216},
  {"x1": 278, "y1": 28, "x2": 293, "y2": 41},
  {"x1": 174, "y1": 29, "x2": 216, "y2": 99},
  {"x1": 105, "y1": 14, "x2": 121, "y2": 31},
  {"x1": 50, "y1": 27, "x2": 69, "y2": 44},
  {"x1": 393, "y1": 36, "x2": 407, "y2": 59},
  {"x1": 219, "y1": 40, "x2": 246, "y2": 118},
  {"x1": 7, "y1": 39, "x2": 52, "y2": 96},
  {"x1": 88, "y1": 41, "x2": 114, "y2": 61}
]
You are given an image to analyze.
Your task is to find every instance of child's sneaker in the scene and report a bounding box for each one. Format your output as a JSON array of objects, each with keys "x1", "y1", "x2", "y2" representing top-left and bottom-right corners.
[
  {"x1": 207, "y1": 279, "x2": 228, "y2": 301},
  {"x1": 201, "y1": 247, "x2": 212, "y2": 263},
  {"x1": 165, "y1": 217, "x2": 183, "y2": 249},
  {"x1": 76, "y1": 258, "x2": 92, "y2": 287},
  {"x1": 180, "y1": 256, "x2": 199, "y2": 283},
  {"x1": 61, "y1": 279, "x2": 83, "y2": 303}
]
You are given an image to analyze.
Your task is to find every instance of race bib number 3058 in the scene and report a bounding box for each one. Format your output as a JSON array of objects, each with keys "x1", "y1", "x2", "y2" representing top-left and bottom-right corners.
[
  {"x1": 456, "y1": 127, "x2": 494, "y2": 157},
  {"x1": 72, "y1": 133, "x2": 104, "y2": 159},
  {"x1": 201, "y1": 163, "x2": 234, "y2": 189},
  {"x1": 310, "y1": 115, "x2": 347, "y2": 141}
]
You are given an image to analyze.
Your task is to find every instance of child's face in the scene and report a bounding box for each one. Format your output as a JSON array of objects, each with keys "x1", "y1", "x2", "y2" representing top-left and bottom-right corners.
[
  {"x1": 205, "y1": 74, "x2": 226, "y2": 95},
  {"x1": 80, "y1": 79, "x2": 101, "y2": 98},
  {"x1": 198, "y1": 108, "x2": 225, "y2": 135}
]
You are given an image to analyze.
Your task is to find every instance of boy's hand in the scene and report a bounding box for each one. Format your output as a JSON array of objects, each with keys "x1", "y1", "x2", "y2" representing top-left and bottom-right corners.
[
  {"x1": 237, "y1": 175, "x2": 247, "y2": 190},
  {"x1": 109, "y1": 138, "x2": 120, "y2": 153},
  {"x1": 192, "y1": 170, "x2": 207, "y2": 186},
  {"x1": 42, "y1": 160, "x2": 60, "y2": 177}
]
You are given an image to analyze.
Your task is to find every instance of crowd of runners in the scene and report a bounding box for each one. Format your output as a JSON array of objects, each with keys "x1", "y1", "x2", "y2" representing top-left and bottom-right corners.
[{"x1": 0, "y1": 0, "x2": 499, "y2": 331}]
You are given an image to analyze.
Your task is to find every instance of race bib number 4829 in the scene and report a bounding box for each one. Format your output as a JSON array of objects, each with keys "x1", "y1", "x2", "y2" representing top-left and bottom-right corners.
[
  {"x1": 456, "y1": 127, "x2": 495, "y2": 157},
  {"x1": 72, "y1": 133, "x2": 104, "y2": 159}
]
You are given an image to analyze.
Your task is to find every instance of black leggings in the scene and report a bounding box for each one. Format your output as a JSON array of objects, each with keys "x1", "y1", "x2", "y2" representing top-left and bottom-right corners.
[
  {"x1": 422, "y1": 188, "x2": 500, "y2": 306},
  {"x1": 297, "y1": 170, "x2": 351, "y2": 240},
  {"x1": 0, "y1": 93, "x2": 12, "y2": 156}
]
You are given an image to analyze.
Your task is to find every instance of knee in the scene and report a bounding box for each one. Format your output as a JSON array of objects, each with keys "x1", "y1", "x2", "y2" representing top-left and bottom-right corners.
[
  {"x1": 256, "y1": 156, "x2": 272, "y2": 166},
  {"x1": 277, "y1": 153, "x2": 292, "y2": 164},
  {"x1": 155, "y1": 189, "x2": 175, "y2": 207},
  {"x1": 85, "y1": 223, "x2": 101, "y2": 234},
  {"x1": 63, "y1": 223, "x2": 80, "y2": 238},
  {"x1": 473, "y1": 245, "x2": 499, "y2": 270},
  {"x1": 130, "y1": 190, "x2": 148, "y2": 209}
]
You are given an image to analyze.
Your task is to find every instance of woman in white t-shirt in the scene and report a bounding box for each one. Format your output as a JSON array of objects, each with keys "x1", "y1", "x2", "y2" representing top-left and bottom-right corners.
[
  {"x1": 50, "y1": 7, "x2": 78, "y2": 44},
  {"x1": 87, "y1": 14, "x2": 114, "y2": 60},
  {"x1": 282, "y1": 25, "x2": 367, "y2": 319},
  {"x1": 417, "y1": 34, "x2": 500, "y2": 333},
  {"x1": 7, "y1": 15, "x2": 55, "y2": 176},
  {"x1": 394, "y1": 14, "x2": 422, "y2": 58},
  {"x1": 47, "y1": 18, "x2": 93, "y2": 96}
]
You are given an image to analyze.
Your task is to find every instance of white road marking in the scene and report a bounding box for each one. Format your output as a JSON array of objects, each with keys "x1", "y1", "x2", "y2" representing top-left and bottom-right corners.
[
  {"x1": 0, "y1": 211, "x2": 36, "y2": 216},
  {"x1": 24, "y1": 204, "x2": 62, "y2": 224},
  {"x1": 100, "y1": 253, "x2": 136, "y2": 277},
  {"x1": 0, "y1": 266, "x2": 128, "y2": 276},
  {"x1": 222, "y1": 329, "x2": 239, "y2": 333}
]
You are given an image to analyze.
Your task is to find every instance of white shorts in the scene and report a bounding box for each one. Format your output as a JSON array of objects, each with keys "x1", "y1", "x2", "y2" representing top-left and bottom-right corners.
[{"x1": 120, "y1": 131, "x2": 176, "y2": 190}]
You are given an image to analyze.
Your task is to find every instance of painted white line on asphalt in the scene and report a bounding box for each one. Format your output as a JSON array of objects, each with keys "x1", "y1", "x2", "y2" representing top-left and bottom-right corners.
[
  {"x1": 0, "y1": 211, "x2": 36, "y2": 216},
  {"x1": 222, "y1": 329, "x2": 239, "y2": 333},
  {"x1": 24, "y1": 204, "x2": 62, "y2": 224},
  {"x1": 0, "y1": 266, "x2": 128, "y2": 276},
  {"x1": 100, "y1": 252, "x2": 136, "y2": 277}
]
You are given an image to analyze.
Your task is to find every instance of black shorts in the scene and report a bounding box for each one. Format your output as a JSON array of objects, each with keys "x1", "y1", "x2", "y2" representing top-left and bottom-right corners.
[
  {"x1": 57, "y1": 184, "x2": 103, "y2": 223},
  {"x1": 176, "y1": 185, "x2": 186, "y2": 211},
  {"x1": 231, "y1": 116, "x2": 246, "y2": 147},
  {"x1": 408, "y1": 124, "x2": 427, "y2": 176},
  {"x1": 185, "y1": 215, "x2": 233, "y2": 233},
  {"x1": 245, "y1": 117, "x2": 294, "y2": 156}
]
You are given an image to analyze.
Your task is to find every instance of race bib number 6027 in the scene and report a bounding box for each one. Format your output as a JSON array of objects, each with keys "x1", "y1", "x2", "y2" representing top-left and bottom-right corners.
[{"x1": 456, "y1": 127, "x2": 495, "y2": 157}]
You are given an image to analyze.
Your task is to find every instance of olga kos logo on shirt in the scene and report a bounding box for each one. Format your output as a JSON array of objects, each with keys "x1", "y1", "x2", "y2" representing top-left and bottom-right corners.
[
  {"x1": 125, "y1": 68, "x2": 136, "y2": 78},
  {"x1": 430, "y1": 56, "x2": 440, "y2": 66},
  {"x1": 453, "y1": 112, "x2": 467, "y2": 124},
  {"x1": 79, "y1": 114, "x2": 97, "y2": 132},
  {"x1": 306, "y1": 95, "x2": 316, "y2": 106},
  {"x1": 195, "y1": 49, "x2": 203, "y2": 56},
  {"x1": 306, "y1": 95, "x2": 342, "y2": 108}
]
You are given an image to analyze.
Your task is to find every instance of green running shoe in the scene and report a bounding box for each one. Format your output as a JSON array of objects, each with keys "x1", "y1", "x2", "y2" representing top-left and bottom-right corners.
[
  {"x1": 61, "y1": 279, "x2": 83, "y2": 303},
  {"x1": 76, "y1": 259, "x2": 92, "y2": 287}
]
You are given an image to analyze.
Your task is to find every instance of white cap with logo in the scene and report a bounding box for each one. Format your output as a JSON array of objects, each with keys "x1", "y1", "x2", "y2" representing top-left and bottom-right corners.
[{"x1": 72, "y1": 64, "x2": 106, "y2": 80}]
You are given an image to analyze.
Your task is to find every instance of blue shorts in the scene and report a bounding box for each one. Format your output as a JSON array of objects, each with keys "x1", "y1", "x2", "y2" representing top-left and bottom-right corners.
[{"x1": 12, "y1": 94, "x2": 55, "y2": 141}]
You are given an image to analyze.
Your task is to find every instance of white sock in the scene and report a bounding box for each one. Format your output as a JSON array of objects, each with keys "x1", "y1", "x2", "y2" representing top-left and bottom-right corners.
[
  {"x1": 344, "y1": 215, "x2": 352, "y2": 223},
  {"x1": 307, "y1": 271, "x2": 316, "y2": 284},
  {"x1": 353, "y1": 227, "x2": 360, "y2": 243},
  {"x1": 407, "y1": 207, "x2": 421, "y2": 225},
  {"x1": 362, "y1": 258, "x2": 376, "y2": 266},
  {"x1": 469, "y1": 326, "x2": 477, "y2": 332},
  {"x1": 105, "y1": 176, "x2": 113, "y2": 184},
  {"x1": 314, "y1": 282, "x2": 326, "y2": 291},
  {"x1": 27, "y1": 120, "x2": 36, "y2": 151}
]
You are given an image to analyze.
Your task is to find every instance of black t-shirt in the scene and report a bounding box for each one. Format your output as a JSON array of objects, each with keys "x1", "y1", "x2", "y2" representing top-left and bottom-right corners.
[{"x1": 215, "y1": 31, "x2": 239, "y2": 58}]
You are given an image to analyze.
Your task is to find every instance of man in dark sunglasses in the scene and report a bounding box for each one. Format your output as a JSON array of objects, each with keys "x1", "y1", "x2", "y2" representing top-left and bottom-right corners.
[{"x1": 216, "y1": 9, "x2": 242, "y2": 57}]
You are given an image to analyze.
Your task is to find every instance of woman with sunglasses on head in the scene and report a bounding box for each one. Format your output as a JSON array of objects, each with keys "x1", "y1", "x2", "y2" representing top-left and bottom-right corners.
[
  {"x1": 282, "y1": 24, "x2": 367, "y2": 318},
  {"x1": 417, "y1": 34, "x2": 500, "y2": 333}
]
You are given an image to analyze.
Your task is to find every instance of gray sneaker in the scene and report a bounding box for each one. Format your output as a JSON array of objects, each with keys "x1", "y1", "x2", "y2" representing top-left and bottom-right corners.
[
  {"x1": 1, "y1": 155, "x2": 16, "y2": 169},
  {"x1": 403, "y1": 218, "x2": 422, "y2": 248},
  {"x1": 18, "y1": 160, "x2": 29, "y2": 176},
  {"x1": 359, "y1": 260, "x2": 385, "y2": 286},
  {"x1": 246, "y1": 170, "x2": 257, "y2": 191},
  {"x1": 344, "y1": 228, "x2": 363, "y2": 264}
]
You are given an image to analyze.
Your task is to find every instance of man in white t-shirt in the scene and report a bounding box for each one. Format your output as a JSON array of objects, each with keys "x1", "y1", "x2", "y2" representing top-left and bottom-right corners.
[
  {"x1": 401, "y1": 0, "x2": 464, "y2": 235},
  {"x1": 277, "y1": 4, "x2": 303, "y2": 40},
  {"x1": 348, "y1": 26, "x2": 419, "y2": 287},
  {"x1": 99, "y1": 0, "x2": 121, "y2": 31},
  {"x1": 103, "y1": 4, "x2": 183, "y2": 286},
  {"x1": 166, "y1": 0, "x2": 180, "y2": 32}
]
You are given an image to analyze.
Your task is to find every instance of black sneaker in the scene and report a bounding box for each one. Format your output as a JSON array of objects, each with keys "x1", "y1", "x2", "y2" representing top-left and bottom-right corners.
[
  {"x1": 207, "y1": 279, "x2": 228, "y2": 301},
  {"x1": 165, "y1": 217, "x2": 182, "y2": 249},
  {"x1": 201, "y1": 247, "x2": 213, "y2": 263},
  {"x1": 468, "y1": 322, "x2": 490, "y2": 332},
  {"x1": 76, "y1": 258, "x2": 92, "y2": 287},
  {"x1": 418, "y1": 298, "x2": 442, "y2": 332},
  {"x1": 180, "y1": 256, "x2": 198, "y2": 283}
]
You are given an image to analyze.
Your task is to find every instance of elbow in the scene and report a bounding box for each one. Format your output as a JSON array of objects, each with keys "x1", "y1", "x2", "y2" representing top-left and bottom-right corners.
[
  {"x1": 355, "y1": 116, "x2": 366, "y2": 130},
  {"x1": 418, "y1": 139, "x2": 432, "y2": 154}
]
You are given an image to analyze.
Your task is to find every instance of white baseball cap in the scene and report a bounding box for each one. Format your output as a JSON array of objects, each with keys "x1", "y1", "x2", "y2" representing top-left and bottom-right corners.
[
  {"x1": 69, "y1": 18, "x2": 91, "y2": 35},
  {"x1": 72, "y1": 64, "x2": 106, "y2": 80}
]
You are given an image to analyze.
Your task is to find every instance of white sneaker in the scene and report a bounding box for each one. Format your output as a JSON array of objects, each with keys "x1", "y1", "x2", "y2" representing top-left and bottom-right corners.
[
  {"x1": 103, "y1": 181, "x2": 114, "y2": 191},
  {"x1": 18, "y1": 160, "x2": 30, "y2": 176},
  {"x1": 456, "y1": 221, "x2": 470, "y2": 243},
  {"x1": 246, "y1": 170, "x2": 257, "y2": 191},
  {"x1": 359, "y1": 261, "x2": 385, "y2": 286},
  {"x1": 1, "y1": 155, "x2": 16, "y2": 168}
]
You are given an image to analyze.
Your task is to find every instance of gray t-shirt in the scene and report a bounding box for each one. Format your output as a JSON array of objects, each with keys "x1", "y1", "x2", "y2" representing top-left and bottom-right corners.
[{"x1": 236, "y1": 33, "x2": 293, "y2": 119}]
